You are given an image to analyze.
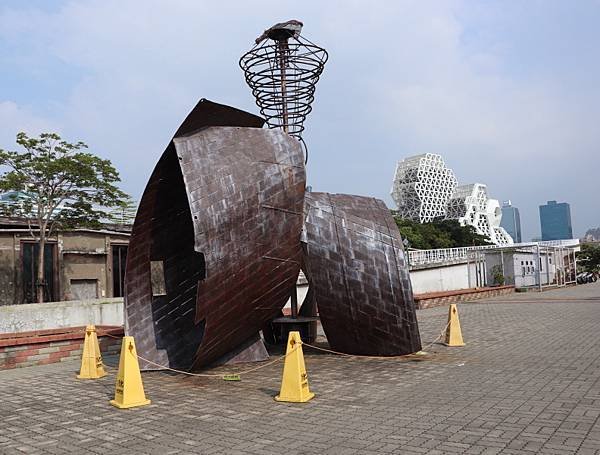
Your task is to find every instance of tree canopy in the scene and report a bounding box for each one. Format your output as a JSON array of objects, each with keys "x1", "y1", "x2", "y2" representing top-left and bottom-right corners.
[
  {"x1": 0, "y1": 132, "x2": 129, "y2": 302},
  {"x1": 576, "y1": 243, "x2": 600, "y2": 273},
  {"x1": 0, "y1": 132, "x2": 128, "y2": 227},
  {"x1": 393, "y1": 216, "x2": 492, "y2": 250}
]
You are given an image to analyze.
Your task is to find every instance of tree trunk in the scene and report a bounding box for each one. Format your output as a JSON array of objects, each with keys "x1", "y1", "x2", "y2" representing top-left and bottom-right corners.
[{"x1": 36, "y1": 236, "x2": 46, "y2": 303}]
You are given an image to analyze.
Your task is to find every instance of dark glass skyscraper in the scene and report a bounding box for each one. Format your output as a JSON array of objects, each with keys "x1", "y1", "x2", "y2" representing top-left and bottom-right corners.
[
  {"x1": 539, "y1": 200, "x2": 573, "y2": 241},
  {"x1": 500, "y1": 200, "x2": 522, "y2": 243}
]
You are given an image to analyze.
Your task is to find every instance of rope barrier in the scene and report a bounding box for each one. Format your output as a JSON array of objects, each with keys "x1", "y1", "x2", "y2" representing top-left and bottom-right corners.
[
  {"x1": 97, "y1": 327, "x2": 300, "y2": 379},
  {"x1": 97, "y1": 330, "x2": 122, "y2": 340},
  {"x1": 301, "y1": 320, "x2": 450, "y2": 359},
  {"x1": 134, "y1": 347, "x2": 299, "y2": 379},
  {"x1": 95, "y1": 319, "x2": 451, "y2": 379},
  {"x1": 420, "y1": 320, "x2": 451, "y2": 352}
]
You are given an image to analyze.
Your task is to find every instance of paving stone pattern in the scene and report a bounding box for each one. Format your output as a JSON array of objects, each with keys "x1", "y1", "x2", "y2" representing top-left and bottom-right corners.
[{"x1": 1, "y1": 283, "x2": 599, "y2": 454}]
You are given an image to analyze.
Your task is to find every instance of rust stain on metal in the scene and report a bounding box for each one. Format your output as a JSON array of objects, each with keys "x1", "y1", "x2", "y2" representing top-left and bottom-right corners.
[
  {"x1": 302, "y1": 192, "x2": 422, "y2": 356},
  {"x1": 125, "y1": 99, "x2": 305, "y2": 370}
]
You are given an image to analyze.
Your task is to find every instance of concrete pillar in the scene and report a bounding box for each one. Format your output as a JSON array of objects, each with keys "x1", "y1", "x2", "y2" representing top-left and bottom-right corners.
[
  {"x1": 572, "y1": 248, "x2": 576, "y2": 284},
  {"x1": 536, "y1": 244, "x2": 542, "y2": 292}
]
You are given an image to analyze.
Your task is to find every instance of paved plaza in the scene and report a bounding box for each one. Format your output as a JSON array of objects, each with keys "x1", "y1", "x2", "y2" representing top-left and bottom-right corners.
[{"x1": 1, "y1": 283, "x2": 600, "y2": 455}]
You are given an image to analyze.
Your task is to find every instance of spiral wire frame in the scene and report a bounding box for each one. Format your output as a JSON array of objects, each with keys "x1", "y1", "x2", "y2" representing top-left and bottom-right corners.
[{"x1": 239, "y1": 35, "x2": 328, "y2": 144}]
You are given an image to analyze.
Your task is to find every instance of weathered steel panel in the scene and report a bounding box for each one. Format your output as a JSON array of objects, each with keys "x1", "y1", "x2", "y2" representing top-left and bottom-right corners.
[
  {"x1": 302, "y1": 192, "x2": 422, "y2": 356},
  {"x1": 124, "y1": 142, "x2": 206, "y2": 370},
  {"x1": 125, "y1": 99, "x2": 305, "y2": 370},
  {"x1": 173, "y1": 127, "x2": 305, "y2": 369}
]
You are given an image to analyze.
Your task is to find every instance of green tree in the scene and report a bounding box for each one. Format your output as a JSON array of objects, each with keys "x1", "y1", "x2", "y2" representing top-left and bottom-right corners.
[
  {"x1": 577, "y1": 243, "x2": 600, "y2": 273},
  {"x1": 394, "y1": 216, "x2": 492, "y2": 250},
  {"x1": 0, "y1": 132, "x2": 129, "y2": 303}
]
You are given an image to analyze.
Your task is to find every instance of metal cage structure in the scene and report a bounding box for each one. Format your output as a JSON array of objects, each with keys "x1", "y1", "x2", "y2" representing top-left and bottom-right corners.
[{"x1": 239, "y1": 21, "x2": 328, "y2": 145}]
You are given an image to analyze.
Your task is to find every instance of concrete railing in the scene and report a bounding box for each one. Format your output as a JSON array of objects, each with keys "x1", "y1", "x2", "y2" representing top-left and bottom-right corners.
[
  {"x1": 0, "y1": 298, "x2": 123, "y2": 334},
  {"x1": 408, "y1": 238, "x2": 580, "y2": 267},
  {"x1": 408, "y1": 247, "x2": 480, "y2": 267}
]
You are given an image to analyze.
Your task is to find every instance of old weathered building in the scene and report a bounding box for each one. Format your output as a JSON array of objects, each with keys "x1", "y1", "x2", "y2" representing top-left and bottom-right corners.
[{"x1": 0, "y1": 217, "x2": 130, "y2": 305}]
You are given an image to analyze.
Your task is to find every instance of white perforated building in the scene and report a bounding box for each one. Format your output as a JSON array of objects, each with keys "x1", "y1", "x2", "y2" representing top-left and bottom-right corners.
[
  {"x1": 390, "y1": 153, "x2": 458, "y2": 223},
  {"x1": 391, "y1": 154, "x2": 513, "y2": 246},
  {"x1": 446, "y1": 183, "x2": 513, "y2": 245}
]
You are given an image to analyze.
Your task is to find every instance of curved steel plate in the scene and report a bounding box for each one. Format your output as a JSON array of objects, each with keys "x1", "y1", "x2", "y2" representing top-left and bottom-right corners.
[
  {"x1": 125, "y1": 99, "x2": 305, "y2": 370},
  {"x1": 302, "y1": 192, "x2": 422, "y2": 356},
  {"x1": 174, "y1": 127, "x2": 305, "y2": 369}
]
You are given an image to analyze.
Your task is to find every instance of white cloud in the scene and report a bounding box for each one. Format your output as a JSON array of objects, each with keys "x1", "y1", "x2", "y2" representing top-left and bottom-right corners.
[{"x1": 0, "y1": 0, "x2": 598, "y2": 238}]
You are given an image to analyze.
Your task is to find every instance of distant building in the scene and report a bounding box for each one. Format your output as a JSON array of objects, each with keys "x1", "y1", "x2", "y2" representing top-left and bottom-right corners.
[
  {"x1": 500, "y1": 200, "x2": 522, "y2": 243},
  {"x1": 390, "y1": 153, "x2": 514, "y2": 245},
  {"x1": 583, "y1": 227, "x2": 600, "y2": 242},
  {"x1": 446, "y1": 183, "x2": 513, "y2": 245},
  {"x1": 390, "y1": 153, "x2": 457, "y2": 223},
  {"x1": 0, "y1": 216, "x2": 130, "y2": 306},
  {"x1": 539, "y1": 200, "x2": 573, "y2": 241}
]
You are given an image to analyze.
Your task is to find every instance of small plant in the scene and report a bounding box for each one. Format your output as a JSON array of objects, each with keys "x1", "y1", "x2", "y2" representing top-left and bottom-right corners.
[{"x1": 491, "y1": 264, "x2": 505, "y2": 286}]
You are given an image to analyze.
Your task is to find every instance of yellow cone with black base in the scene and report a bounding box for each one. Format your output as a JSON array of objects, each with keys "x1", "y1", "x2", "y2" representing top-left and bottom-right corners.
[
  {"x1": 444, "y1": 304, "x2": 465, "y2": 347},
  {"x1": 110, "y1": 336, "x2": 151, "y2": 409},
  {"x1": 77, "y1": 325, "x2": 107, "y2": 379},
  {"x1": 275, "y1": 331, "x2": 314, "y2": 403}
]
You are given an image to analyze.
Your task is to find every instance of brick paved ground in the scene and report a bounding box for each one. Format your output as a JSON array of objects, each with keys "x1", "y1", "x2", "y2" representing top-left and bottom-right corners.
[{"x1": 1, "y1": 283, "x2": 599, "y2": 454}]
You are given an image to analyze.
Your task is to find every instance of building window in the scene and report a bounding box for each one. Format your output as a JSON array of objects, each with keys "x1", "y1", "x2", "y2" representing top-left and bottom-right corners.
[
  {"x1": 22, "y1": 241, "x2": 57, "y2": 303},
  {"x1": 112, "y1": 245, "x2": 128, "y2": 298}
]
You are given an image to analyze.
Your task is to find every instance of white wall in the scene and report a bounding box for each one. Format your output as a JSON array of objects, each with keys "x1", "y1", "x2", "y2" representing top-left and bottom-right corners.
[
  {"x1": 0, "y1": 298, "x2": 123, "y2": 334},
  {"x1": 410, "y1": 262, "x2": 482, "y2": 294},
  {"x1": 485, "y1": 250, "x2": 558, "y2": 288},
  {"x1": 283, "y1": 283, "x2": 310, "y2": 310}
]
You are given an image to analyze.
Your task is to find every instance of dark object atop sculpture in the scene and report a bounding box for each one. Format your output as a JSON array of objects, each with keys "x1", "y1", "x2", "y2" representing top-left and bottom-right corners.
[{"x1": 255, "y1": 20, "x2": 303, "y2": 44}]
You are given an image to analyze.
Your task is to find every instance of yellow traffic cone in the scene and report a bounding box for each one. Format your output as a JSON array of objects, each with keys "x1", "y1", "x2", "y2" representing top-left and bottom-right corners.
[
  {"x1": 275, "y1": 331, "x2": 315, "y2": 403},
  {"x1": 110, "y1": 336, "x2": 151, "y2": 409},
  {"x1": 77, "y1": 325, "x2": 107, "y2": 379},
  {"x1": 444, "y1": 304, "x2": 465, "y2": 347}
]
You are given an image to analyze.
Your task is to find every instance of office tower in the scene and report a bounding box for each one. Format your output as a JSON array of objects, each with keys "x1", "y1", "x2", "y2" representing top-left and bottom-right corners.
[
  {"x1": 500, "y1": 200, "x2": 522, "y2": 243},
  {"x1": 539, "y1": 200, "x2": 573, "y2": 240}
]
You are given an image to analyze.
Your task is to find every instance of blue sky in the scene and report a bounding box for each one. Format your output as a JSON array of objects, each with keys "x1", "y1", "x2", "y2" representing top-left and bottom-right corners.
[{"x1": 1, "y1": 0, "x2": 598, "y2": 240}]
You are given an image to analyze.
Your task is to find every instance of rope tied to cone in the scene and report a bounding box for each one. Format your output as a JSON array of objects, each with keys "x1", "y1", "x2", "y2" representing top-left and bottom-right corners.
[{"x1": 95, "y1": 314, "x2": 455, "y2": 380}]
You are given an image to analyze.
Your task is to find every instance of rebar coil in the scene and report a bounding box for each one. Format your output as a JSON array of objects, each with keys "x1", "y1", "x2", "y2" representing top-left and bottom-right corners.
[{"x1": 239, "y1": 36, "x2": 328, "y2": 140}]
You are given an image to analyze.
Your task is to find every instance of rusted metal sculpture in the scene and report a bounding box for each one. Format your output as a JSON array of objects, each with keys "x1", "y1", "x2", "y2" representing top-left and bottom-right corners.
[
  {"x1": 125, "y1": 21, "x2": 420, "y2": 372},
  {"x1": 239, "y1": 20, "x2": 328, "y2": 146},
  {"x1": 125, "y1": 99, "x2": 306, "y2": 370},
  {"x1": 302, "y1": 192, "x2": 422, "y2": 356}
]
